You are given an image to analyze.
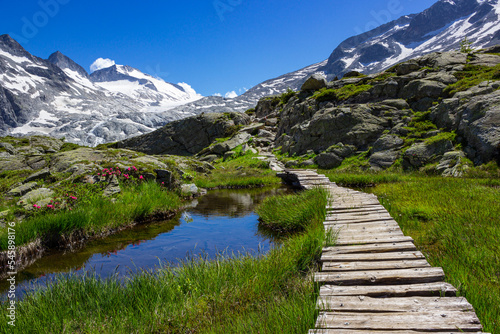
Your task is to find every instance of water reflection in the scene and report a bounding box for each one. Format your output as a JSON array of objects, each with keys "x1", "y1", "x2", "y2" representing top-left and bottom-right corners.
[{"x1": 0, "y1": 186, "x2": 291, "y2": 298}]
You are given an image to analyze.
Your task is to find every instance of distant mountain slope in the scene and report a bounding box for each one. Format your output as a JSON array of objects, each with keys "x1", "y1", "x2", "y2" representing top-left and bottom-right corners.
[
  {"x1": 0, "y1": 35, "x2": 201, "y2": 146},
  {"x1": 169, "y1": 0, "x2": 500, "y2": 115}
]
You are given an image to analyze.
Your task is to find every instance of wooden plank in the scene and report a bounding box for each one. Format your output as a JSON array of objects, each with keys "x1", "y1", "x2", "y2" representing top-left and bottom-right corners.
[
  {"x1": 327, "y1": 212, "x2": 393, "y2": 219},
  {"x1": 315, "y1": 311, "x2": 483, "y2": 331},
  {"x1": 320, "y1": 282, "x2": 458, "y2": 297},
  {"x1": 328, "y1": 205, "x2": 386, "y2": 211},
  {"x1": 325, "y1": 221, "x2": 400, "y2": 229},
  {"x1": 322, "y1": 259, "x2": 430, "y2": 272},
  {"x1": 335, "y1": 236, "x2": 414, "y2": 246},
  {"x1": 314, "y1": 267, "x2": 445, "y2": 285},
  {"x1": 321, "y1": 251, "x2": 425, "y2": 262},
  {"x1": 325, "y1": 225, "x2": 401, "y2": 234},
  {"x1": 309, "y1": 330, "x2": 489, "y2": 334},
  {"x1": 335, "y1": 232, "x2": 406, "y2": 242},
  {"x1": 317, "y1": 296, "x2": 473, "y2": 312},
  {"x1": 326, "y1": 218, "x2": 396, "y2": 225},
  {"x1": 323, "y1": 242, "x2": 417, "y2": 254},
  {"x1": 328, "y1": 208, "x2": 388, "y2": 214},
  {"x1": 333, "y1": 227, "x2": 403, "y2": 235}
]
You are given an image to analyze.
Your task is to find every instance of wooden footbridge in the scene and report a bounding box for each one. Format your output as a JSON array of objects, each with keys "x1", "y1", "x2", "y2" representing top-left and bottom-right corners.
[{"x1": 280, "y1": 169, "x2": 490, "y2": 334}]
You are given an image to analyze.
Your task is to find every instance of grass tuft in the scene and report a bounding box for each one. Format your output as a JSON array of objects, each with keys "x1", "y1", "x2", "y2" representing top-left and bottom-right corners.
[{"x1": 257, "y1": 188, "x2": 328, "y2": 234}]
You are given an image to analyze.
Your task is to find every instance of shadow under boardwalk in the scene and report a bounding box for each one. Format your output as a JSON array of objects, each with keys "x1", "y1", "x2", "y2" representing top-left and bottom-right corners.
[{"x1": 279, "y1": 169, "x2": 490, "y2": 334}]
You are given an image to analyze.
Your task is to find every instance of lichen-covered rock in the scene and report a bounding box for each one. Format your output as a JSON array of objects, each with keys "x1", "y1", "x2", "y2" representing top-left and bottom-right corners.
[
  {"x1": 432, "y1": 89, "x2": 500, "y2": 164},
  {"x1": 103, "y1": 175, "x2": 121, "y2": 197},
  {"x1": 7, "y1": 182, "x2": 38, "y2": 197},
  {"x1": 211, "y1": 133, "x2": 251, "y2": 155},
  {"x1": 326, "y1": 143, "x2": 357, "y2": 158},
  {"x1": 113, "y1": 112, "x2": 250, "y2": 156},
  {"x1": 395, "y1": 61, "x2": 420, "y2": 76},
  {"x1": 417, "y1": 51, "x2": 467, "y2": 69},
  {"x1": 0, "y1": 158, "x2": 30, "y2": 172},
  {"x1": 373, "y1": 135, "x2": 404, "y2": 152},
  {"x1": 18, "y1": 188, "x2": 54, "y2": 206},
  {"x1": 369, "y1": 150, "x2": 400, "y2": 171},
  {"x1": 51, "y1": 148, "x2": 107, "y2": 172},
  {"x1": 23, "y1": 168, "x2": 50, "y2": 183},
  {"x1": 130, "y1": 156, "x2": 168, "y2": 170},
  {"x1": 301, "y1": 74, "x2": 327, "y2": 91},
  {"x1": 403, "y1": 139, "x2": 454, "y2": 169},
  {"x1": 378, "y1": 99, "x2": 410, "y2": 110},
  {"x1": 181, "y1": 184, "x2": 199, "y2": 196},
  {"x1": 276, "y1": 104, "x2": 387, "y2": 156},
  {"x1": 0, "y1": 143, "x2": 17, "y2": 155},
  {"x1": 29, "y1": 136, "x2": 63, "y2": 153},
  {"x1": 400, "y1": 79, "x2": 447, "y2": 100},
  {"x1": 314, "y1": 152, "x2": 343, "y2": 169},
  {"x1": 26, "y1": 156, "x2": 47, "y2": 170},
  {"x1": 436, "y1": 151, "x2": 470, "y2": 177}
]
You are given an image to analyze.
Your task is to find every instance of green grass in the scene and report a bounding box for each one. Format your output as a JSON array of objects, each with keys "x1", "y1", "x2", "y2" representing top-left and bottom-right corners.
[
  {"x1": 445, "y1": 63, "x2": 500, "y2": 96},
  {"x1": 1, "y1": 189, "x2": 328, "y2": 334},
  {"x1": 321, "y1": 170, "x2": 409, "y2": 187},
  {"x1": 257, "y1": 187, "x2": 328, "y2": 234},
  {"x1": 312, "y1": 84, "x2": 372, "y2": 103},
  {"x1": 194, "y1": 153, "x2": 280, "y2": 189},
  {"x1": 335, "y1": 84, "x2": 372, "y2": 100},
  {"x1": 312, "y1": 88, "x2": 338, "y2": 102},
  {"x1": 368, "y1": 176, "x2": 500, "y2": 333},
  {"x1": 0, "y1": 182, "x2": 181, "y2": 251}
]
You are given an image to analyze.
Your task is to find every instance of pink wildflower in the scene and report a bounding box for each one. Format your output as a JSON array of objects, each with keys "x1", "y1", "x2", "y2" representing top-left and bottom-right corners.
[{"x1": 139, "y1": 175, "x2": 144, "y2": 180}]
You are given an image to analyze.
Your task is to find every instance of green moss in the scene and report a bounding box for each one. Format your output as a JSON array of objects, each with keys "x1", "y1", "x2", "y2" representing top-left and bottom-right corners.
[
  {"x1": 336, "y1": 150, "x2": 371, "y2": 171},
  {"x1": 424, "y1": 132, "x2": 456, "y2": 145},
  {"x1": 279, "y1": 88, "x2": 296, "y2": 106},
  {"x1": 343, "y1": 71, "x2": 366, "y2": 78},
  {"x1": 445, "y1": 63, "x2": 500, "y2": 96},
  {"x1": 59, "y1": 142, "x2": 82, "y2": 152},
  {"x1": 0, "y1": 136, "x2": 30, "y2": 147},
  {"x1": 313, "y1": 88, "x2": 337, "y2": 102},
  {"x1": 312, "y1": 84, "x2": 372, "y2": 103},
  {"x1": 369, "y1": 72, "x2": 396, "y2": 82},
  {"x1": 336, "y1": 84, "x2": 372, "y2": 100}
]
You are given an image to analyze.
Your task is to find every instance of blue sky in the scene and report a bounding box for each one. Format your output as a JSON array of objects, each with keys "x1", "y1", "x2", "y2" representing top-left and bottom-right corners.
[{"x1": 1, "y1": 0, "x2": 438, "y2": 97}]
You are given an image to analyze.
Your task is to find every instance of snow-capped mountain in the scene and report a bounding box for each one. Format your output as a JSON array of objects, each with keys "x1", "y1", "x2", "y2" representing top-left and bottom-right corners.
[
  {"x1": 168, "y1": 0, "x2": 500, "y2": 115},
  {"x1": 0, "y1": 35, "x2": 201, "y2": 145},
  {"x1": 90, "y1": 64, "x2": 201, "y2": 109}
]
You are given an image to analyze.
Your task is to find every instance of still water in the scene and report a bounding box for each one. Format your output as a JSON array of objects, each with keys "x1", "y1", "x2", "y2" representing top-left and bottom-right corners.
[{"x1": 1, "y1": 186, "x2": 291, "y2": 298}]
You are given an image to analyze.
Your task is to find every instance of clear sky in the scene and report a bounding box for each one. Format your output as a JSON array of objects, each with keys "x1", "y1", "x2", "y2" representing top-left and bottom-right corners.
[{"x1": 1, "y1": 0, "x2": 438, "y2": 97}]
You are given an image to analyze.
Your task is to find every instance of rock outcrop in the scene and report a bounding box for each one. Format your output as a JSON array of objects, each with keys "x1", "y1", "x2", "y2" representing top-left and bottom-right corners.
[
  {"x1": 251, "y1": 48, "x2": 500, "y2": 173},
  {"x1": 113, "y1": 112, "x2": 250, "y2": 156}
]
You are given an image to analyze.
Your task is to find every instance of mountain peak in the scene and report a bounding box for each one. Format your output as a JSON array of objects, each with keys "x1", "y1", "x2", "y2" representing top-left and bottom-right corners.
[
  {"x1": 48, "y1": 51, "x2": 89, "y2": 79},
  {"x1": 0, "y1": 34, "x2": 30, "y2": 57}
]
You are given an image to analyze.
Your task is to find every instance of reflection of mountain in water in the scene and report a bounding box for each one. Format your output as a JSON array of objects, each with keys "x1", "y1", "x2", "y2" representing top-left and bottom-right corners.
[{"x1": 191, "y1": 187, "x2": 291, "y2": 218}]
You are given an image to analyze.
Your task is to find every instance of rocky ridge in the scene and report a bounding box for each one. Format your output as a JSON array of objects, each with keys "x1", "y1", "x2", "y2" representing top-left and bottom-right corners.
[{"x1": 115, "y1": 47, "x2": 500, "y2": 176}]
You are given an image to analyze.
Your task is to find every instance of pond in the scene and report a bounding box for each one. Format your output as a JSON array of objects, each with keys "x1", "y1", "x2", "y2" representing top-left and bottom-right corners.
[{"x1": 0, "y1": 186, "x2": 291, "y2": 298}]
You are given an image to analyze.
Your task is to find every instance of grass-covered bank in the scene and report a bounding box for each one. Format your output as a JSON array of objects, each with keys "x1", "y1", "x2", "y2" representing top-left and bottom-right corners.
[
  {"x1": 322, "y1": 171, "x2": 499, "y2": 333},
  {"x1": 1, "y1": 188, "x2": 328, "y2": 333},
  {"x1": 194, "y1": 151, "x2": 281, "y2": 189},
  {"x1": 0, "y1": 182, "x2": 181, "y2": 253},
  {"x1": 257, "y1": 188, "x2": 329, "y2": 234}
]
